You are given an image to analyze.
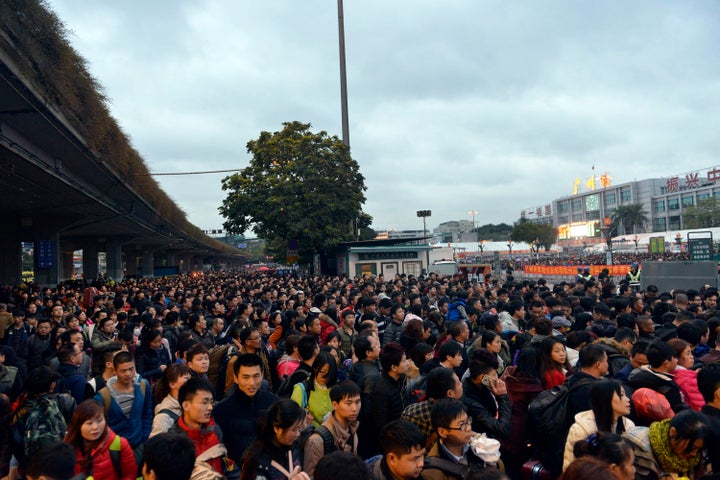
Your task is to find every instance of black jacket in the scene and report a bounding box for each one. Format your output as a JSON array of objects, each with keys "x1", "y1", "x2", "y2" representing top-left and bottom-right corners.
[
  {"x1": 461, "y1": 377, "x2": 511, "y2": 441},
  {"x1": 370, "y1": 372, "x2": 406, "y2": 435},
  {"x1": 213, "y1": 387, "x2": 278, "y2": 464},
  {"x1": 566, "y1": 371, "x2": 601, "y2": 417}
]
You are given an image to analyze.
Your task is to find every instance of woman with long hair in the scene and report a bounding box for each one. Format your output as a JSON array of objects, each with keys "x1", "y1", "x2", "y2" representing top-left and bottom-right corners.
[
  {"x1": 539, "y1": 336, "x2": 571, "y2": 389},
  {"x1": 64, "y1": 399, "x2": 136, "y2": 480},
  {"x1": 149, "y1": 362, "x2": 191, "y2": 437},
  {"x1": 291, "y1": 352, "x2": 337, "y2": 427},
  {"x1": 240, "y1": 399, "x2": 310, "y2": 480},
  {"x1": 134, "y1": 329, "x2": 172, "y2": 383},
  {"x1": 500, "y1": 344, "x2": 545, "y2": 480},
  {"x1": 563, "y1": 380, "x2": 635, "y2": 470}
]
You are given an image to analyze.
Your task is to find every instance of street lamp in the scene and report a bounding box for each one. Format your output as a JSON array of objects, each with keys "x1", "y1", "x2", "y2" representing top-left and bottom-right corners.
[
  {"x1": 416, "y1": 210, "x2": 432, "y2": 240},
  {"x1": 507, "y1": 240, "x2": 513, "y2": 258},
  {"x1": 469, "y1": 210, "x2": 477, "y2": 230},
  {"x1": 633, "y1": 234, "x2": 639, "y2": 250}
]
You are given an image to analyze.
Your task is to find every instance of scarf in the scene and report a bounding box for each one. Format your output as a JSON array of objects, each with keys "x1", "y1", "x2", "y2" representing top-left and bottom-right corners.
[{"x1": 648, "y1": 419, "x2": 700, "y2": 476}]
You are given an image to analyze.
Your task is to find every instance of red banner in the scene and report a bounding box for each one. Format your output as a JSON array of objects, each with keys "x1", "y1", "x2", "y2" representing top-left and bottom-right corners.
[{"x1": 523, "y1": 265, "x2": 632, "y2": 276}]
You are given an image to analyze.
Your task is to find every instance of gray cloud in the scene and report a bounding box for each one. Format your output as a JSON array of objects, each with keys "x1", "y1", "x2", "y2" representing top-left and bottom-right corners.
[{"x1": 47, "y1": 0, "x2": 720, "y2": 233}]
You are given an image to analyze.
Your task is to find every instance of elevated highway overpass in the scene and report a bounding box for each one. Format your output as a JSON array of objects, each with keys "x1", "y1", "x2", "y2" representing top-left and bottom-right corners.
[{"x1": 0, "y1": 8, "x2": 246, "y2": 285}]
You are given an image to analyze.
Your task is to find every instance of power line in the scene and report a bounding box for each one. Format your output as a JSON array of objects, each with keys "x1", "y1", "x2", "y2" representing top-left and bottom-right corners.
[{"x1": 136, "y1": 168, "x2": 242, "y2": 176}]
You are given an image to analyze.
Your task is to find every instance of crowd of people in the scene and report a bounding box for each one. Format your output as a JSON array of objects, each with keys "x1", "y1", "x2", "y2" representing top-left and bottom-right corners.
[{"x1": 0, "y1": 268, "x2": 719, "y2": 480}]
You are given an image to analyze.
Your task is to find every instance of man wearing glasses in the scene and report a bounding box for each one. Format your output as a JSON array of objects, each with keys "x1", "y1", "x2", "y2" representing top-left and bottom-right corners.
[
  {"x1": 171, "y1": 377, "x2": 237, "y2": 478},
  {"x1": 423, "y1": 398, "x2": 487, "y2": 480}
]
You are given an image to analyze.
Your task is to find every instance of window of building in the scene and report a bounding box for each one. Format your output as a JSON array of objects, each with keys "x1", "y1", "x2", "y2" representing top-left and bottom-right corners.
[
  {"x1": 572, "y1": 213, "x2": 583, "y2": 222},
  {"x1": 586, "y1": 210, "x2": 600, "y2": 220},
  {"x1": 669, "y1": 216, "x2": 681, "y2": 230},
  {"x1": 653, "y1": 217, "x2": 667, "y2": 232},
  {"x1": 605, "y1": 192, "x2": 616, "y2": 205},
  {"x1": 653, "y1": 199, "x2": 666, "y2": 213},
  {"x1": 558, "y1": 202, "x2": 568, "y2": 214},
  {"x1": 697, "y1": 192, "x2": 710, "y2": 201},
  {"x1": 682, "y1": 196, "x2": 694, "y2": 207},
  {"x1": 558, "y1": 216, "x2": 569, "y2": 225},
  {"x1": 571, "y1": 198, "x2": 582, "y2": 211},
  {"x1": 620, "y1": 189, "x2": 632, "y2": 203},
  {"x1": 667, "y1": 197, "x2": 679, "y2": 210}
]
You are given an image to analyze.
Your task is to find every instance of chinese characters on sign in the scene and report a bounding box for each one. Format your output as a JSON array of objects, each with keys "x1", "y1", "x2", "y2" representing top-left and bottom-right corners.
[
  {"x1": 666, "y1": 166, "x2": 720, "y2": 193},
  {"x1": 519, "y1": 204, "x2": 553, "y2": 219}
]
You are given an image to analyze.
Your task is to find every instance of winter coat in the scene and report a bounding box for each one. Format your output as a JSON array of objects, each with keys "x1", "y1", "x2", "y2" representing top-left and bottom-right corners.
[
  {"x1": 370, "y1": 373, "x2": 406, "y2": 436},
  {"x1": 170, "y1": 416, "x2": 229, "y2": 477},
  {"x1": 72, "y1": 428, "x2": 136, "y2": 480},
  {"x1": 501, "y1": 365, "x2": 544, "y2": 455},
  {"x1": 673, "y1": 367, "x2": 703, "y2": 411},
  {"x1": 498, "y1": 312, "x2": 519, "y2": 333},
  {"x1": 461, "y1": 377, "x2": 511, "y2": 441},
  {"x1": 382, "y1": 321, "x2": 404, "y2": 346},
  {"x1": 563, "y1": 410, "x2": 635, "y2": 471},
  {"x1": 213, "y1": 385, "x2": 278, "y2": 464},
  {"x1": 94, "y1": 377, "x2": 153, "y2": 448},
  {"x1": 135, "y1": 345, "x2": 172, "y2": 382},
  {"x1": 150, "y1": 394, "x2": 182, "y2": 438},
  {"x1": 595, "y1": 338, "x2": 631, "y2": 378}
]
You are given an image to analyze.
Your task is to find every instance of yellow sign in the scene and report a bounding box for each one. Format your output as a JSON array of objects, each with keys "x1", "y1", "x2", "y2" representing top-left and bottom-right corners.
[{"x1": 573, "y1": 172, "x2": 612, "y2": 194}]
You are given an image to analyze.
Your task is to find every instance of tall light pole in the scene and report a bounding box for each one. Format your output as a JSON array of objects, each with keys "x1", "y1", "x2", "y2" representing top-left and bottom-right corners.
[
  {"x1": 417, "y1": 210, "x2": 431, "y2": 241},
  {"x1": 469, "y1": 210, "x2": 477, "y2": 230},
  {"x1": 337, "y1": 0, "x2": 350, "y2": 147}
]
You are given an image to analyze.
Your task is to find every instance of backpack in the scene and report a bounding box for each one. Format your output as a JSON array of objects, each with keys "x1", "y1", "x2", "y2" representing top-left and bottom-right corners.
[
  {"x1": 98, "y1": 380, "x2": 147, "y2": 415},
  {"x1": 526, "y1": 379, "x2": 594, "y2": 475},
  {"x1": 402, "y1": 374, "x2": 427, "y2": 405},
  {"x1": 207, "y1": 344, "x2": 236, "y2": 397},
  {"x1": 108, "y1": 434, "x2": 123, "y2": 478},
  {"x1": 299, "y1": 425, "x2": 340, "y2": 456},
  {"x1": 446, "y1": 300, "x2": 465, "y2": 322},
  {"x1": 277, "y1": 369, "x2": 310, "y2": 398},
  {"x1": 11, "y1": 396, "x2": 67, "y2": 465}
]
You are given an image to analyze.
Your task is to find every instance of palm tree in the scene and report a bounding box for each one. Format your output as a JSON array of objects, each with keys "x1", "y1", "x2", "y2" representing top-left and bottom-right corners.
[{"x1": 611, "y1": 204, "x2": 649, "y2": 234}]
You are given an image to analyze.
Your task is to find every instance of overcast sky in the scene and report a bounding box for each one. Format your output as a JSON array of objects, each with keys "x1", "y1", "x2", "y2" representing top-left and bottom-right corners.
[{"x1": 46, "y1": 1, "x2": 720, "y2": 235}]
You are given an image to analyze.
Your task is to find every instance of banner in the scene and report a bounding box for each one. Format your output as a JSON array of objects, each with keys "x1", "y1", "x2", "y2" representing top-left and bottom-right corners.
[{"x1": 523, "y1": 265, "x2": 632, "y2": 276}]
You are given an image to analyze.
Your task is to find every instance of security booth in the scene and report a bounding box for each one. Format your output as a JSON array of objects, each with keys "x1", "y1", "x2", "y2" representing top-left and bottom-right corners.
[{"x1": 335, "y1": 239, "x2": 433, "y2": 278}]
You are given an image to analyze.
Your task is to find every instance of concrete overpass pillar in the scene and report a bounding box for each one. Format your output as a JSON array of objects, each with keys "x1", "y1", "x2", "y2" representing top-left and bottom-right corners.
[
  {"x1": 60, "y1": 248, "x2": 74, "y2": 281},
  {"x1": 141, "y1": 249, "x2": 155, "y2": 277},
  {"x1": 123, "y1": 245, "x2": 138, "y2": 276},
  {"x1": 0, "y1": 228, "x2": 22, "y2": 285},
  {"x1": 105, "y1": 241, "x2": 124, "y2": 282},
  {"x1": 82, "y1": 241, "x2": 99, "y2": 281},
  {"x1": 33, "y1": 233, "x2": 60, "y2": 288}
]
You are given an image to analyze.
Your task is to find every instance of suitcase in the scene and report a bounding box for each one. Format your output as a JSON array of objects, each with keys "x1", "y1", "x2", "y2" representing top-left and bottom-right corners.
[{"x1": 520, "y1": 460, "x2": 552, "y2": 480}]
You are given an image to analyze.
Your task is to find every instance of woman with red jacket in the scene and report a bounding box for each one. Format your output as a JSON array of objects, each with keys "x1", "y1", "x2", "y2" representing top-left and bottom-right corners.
[{"x1": 64, "y1": 399, "x2": 136, "y2": 480}]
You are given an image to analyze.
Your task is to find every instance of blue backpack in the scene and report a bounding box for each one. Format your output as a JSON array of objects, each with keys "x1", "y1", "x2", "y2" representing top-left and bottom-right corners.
[{"x1": 446, "y1": 300, "x2": 465, "y2": 322}]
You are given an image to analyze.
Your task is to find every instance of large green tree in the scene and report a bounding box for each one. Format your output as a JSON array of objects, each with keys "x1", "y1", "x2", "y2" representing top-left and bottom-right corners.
[
  {"x1": 682, "y1": 197, "x2": 720, "y2": 228},
  {"x1": 219, "y1": 121, "x2": 371, "y2": 264},
  {"x1": 510, "y1": 219, "x2": 557, "y2": 251},
  {"x1": 611, "y1": 204, "x2": 649, "y2": 234},
  {"x1": 473, "y1": 223, "x2": 513, "y2": 241}
]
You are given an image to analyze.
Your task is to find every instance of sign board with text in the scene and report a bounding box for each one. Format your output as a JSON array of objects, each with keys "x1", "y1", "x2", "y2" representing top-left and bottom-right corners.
[{"x1": 688, "y1": 231, "x2": 713, "y2": 262}]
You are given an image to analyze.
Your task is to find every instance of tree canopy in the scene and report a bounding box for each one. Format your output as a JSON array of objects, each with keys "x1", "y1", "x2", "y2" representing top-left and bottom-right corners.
[
  {"x1": 473, "y1": 223, "x2": 513, "y2": 241},
  {"x1": 611, "y1": 204, "x2": 649, "y2": 234},
  {"x1": 510, "y1": 219, "x2": 557, "y2": 251},
  {"x1": 219, "y1": 121, "x2": 371, "y2": 264},
  {"x1": 682, "y1": 197, "x2": 720, "y2": 229}
]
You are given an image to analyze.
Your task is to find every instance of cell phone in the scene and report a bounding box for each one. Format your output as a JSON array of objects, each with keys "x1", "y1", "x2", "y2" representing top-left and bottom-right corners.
[{"x1": 480, "y1": 375, "x2": 493, "y2": 387}]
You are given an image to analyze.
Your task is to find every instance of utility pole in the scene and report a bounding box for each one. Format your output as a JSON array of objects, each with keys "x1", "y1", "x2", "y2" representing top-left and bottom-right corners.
[{"x1": 337, "y1": 0, "x2": 350, "y2": 147}]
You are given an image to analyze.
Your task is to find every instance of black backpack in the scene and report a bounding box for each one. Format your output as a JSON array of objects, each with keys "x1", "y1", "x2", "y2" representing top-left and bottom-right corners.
[
  {"x1": 526, "y1": 379, "x2": 594, "y2": 475},
  {"x1": 299, "y1": 425, "x2": 341, "y2": 455},
  {"x1": 277, "y1": 369, "x2": 310, "y2": 398}
]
